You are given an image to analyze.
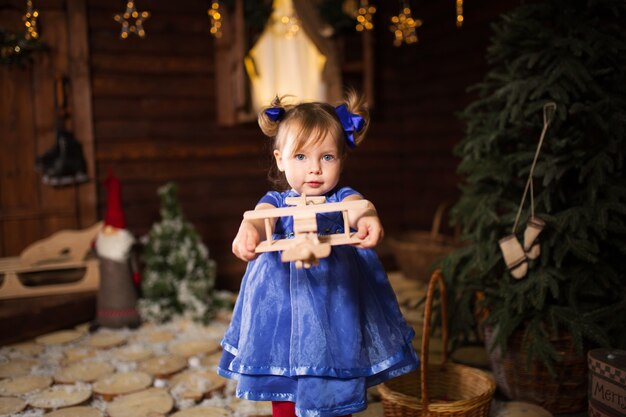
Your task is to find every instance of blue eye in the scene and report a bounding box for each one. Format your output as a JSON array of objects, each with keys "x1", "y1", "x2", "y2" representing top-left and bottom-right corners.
[
  {"x1": 322, "y1": 154, "x2": 335, "y2": 162},
  {"x1": 295, "y1": 154, "x2": 305, "y2": 161}
]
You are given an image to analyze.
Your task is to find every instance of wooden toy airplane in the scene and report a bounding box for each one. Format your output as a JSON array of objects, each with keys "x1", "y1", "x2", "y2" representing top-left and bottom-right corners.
[{"x1": 243, "y1": 194, "x2": 369, "y2": 269}]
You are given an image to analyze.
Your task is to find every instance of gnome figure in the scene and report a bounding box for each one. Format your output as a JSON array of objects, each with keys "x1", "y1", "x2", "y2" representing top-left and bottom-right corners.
[{"x1": 95, "y1": 170, "x2": 141, "y2": 328}]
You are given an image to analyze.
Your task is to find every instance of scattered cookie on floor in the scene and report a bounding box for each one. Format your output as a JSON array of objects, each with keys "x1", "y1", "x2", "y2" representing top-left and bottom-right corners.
[
  {"x1": 138, "y1": 355, "x2": 187, "y2": 378},
  {"x1": 28, "y1": 383, "x2": 93, "y2": 409},
  {"x1": 92, "y1": 371, "x2": 153, "y2": 401},
  {"x1": 106, "y1": 388, "x2": 174, "y2": 417},
  {"x1": 169, "y1": 339, "x2": 221, "y2": 358},
  {"x1": 4, "y1": 341, "x2": 44, "y2": 357},
  {"x1": 0, "y1": 374, "x2": 52, "y2": 396},
  {"x1": 169, "y1": 369, "x2": 227, "y2": 401},
  {"x1": 55, "y1": 361, "x2": 115, "y2": 383},
  {"x1": 86, "y1": 332, "x2": 127, "y2": 349},
  {"x1": 0, "y1": 397, "x2": 26, "y2": 415},
  {"x1": 44, "y1": 406, "x2": 104, "y2": 417},
  {"x1": 35, "y1": 330, "x2": 83, "y2": 346},
  {"x1": 113, "y1": 345, "x2": 153, "y2": 362},
  {"x1": 0, "y1": 358, "x2": 36, "y2": 378},
  {"x1": 63, "y1": 347, "x2": 97, "y2": 365}
]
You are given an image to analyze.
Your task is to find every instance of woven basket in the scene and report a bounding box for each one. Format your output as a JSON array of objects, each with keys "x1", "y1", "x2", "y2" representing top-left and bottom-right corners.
[
  {"x1": 378, "y1": 270, "x2": 496, "y2": 417},
  {"x1": 387, "y1": 205, "x2": 460, "y2": 283},
  {"x1": 484, "y1": 326, "x2": 588, "y2": 414}
]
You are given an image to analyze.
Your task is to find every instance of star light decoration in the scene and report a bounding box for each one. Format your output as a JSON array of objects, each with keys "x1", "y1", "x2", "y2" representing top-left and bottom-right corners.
[
  {"x1": 390, "y1": 2, "x2": 422, "y2": 46},
  {"x1": 208, "y1": 0, "x2": 223, "y2": 38},
  {"x1": 355, "y1": 0, "x2": 376, "y2": 32},
  {"x1": 114, "y1": 1, "x2": 150, "y2": 39},
  {"x1": 23, "y1": 0, "x2": 39, "y2": 40}
]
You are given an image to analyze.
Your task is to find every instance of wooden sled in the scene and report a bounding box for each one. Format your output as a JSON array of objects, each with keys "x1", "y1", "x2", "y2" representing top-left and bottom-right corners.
[
  {"x1": 244, "y1": 194, "x2": 368, "y2": 269},
  {"x1": 0, "y1": 222, "x2": 102, "y2": 300}
]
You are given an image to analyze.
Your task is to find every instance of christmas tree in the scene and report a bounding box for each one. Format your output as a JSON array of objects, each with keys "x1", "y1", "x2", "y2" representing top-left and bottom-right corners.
[
  {"x1": 442, "y1": 0, "x2": 626, "y2": 366},
  {"x1": 139, "y1": 182, "x2": 217, "y2": 324}
]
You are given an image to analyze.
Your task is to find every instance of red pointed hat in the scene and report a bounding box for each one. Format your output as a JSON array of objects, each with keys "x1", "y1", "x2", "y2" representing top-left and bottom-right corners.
[{"x1": 104, "y1": 168, "x2": 126, "y2": 229}]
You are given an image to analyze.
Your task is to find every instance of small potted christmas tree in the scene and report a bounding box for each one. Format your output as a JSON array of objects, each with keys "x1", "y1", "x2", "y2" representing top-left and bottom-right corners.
[
  {"x1": 139, "y1": 182, "x2": 217, "y2": 324},
  {"x1": 441, "y1": 0, "x2": 626, "y2": 413}
]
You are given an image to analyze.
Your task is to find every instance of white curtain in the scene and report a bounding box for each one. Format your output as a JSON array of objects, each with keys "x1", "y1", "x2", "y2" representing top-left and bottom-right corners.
[{"x1": 246, "y1": 0, "x2": 328, "y2": 110}]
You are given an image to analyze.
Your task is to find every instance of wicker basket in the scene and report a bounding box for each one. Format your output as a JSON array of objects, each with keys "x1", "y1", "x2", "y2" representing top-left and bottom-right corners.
[
  {"x1": 378, "y1": 270, "x2": 496, "y2": 417},
  {"x1": 484, "y1": 326, "x2": 588, "y2": 414},
  {"x1": 387, "y1": 205, "x2": 460, "y2": 283}
]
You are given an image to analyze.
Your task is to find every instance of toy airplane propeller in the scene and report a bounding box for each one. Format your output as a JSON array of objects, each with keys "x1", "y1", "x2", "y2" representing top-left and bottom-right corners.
[{"x1": 243, "y1": 194, "x2": 368, "y2": 269}]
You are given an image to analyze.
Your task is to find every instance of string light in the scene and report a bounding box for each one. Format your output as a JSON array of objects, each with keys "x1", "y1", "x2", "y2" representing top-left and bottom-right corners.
[
  {"x1": 114, "y1": 1, "x2": 150, "y2": 39},
  {"x1": 23, "y1": 0, "x2": 39, "y2": 40},
  {"x1": 355, "y1": 0, "x2": 376, "y2": 32},
  {"x1": 389, "y1": 1, "x2": 422, "y2": 46},
  {"x1": 208, "y1": 0, "x2": 223, "y2": 38},
  {"x1": 456, "y1": 0, "x2": 464, "y2": 27}
]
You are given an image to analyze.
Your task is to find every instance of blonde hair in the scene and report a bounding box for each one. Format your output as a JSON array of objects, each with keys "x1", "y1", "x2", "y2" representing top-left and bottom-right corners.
[{"x1": 258, "y1": 91, "x2": 370, "y2": 189}]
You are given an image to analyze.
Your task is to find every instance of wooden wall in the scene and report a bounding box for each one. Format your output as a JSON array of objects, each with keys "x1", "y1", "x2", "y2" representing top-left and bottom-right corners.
[
  {"x1": 1, "y1": 0, "x2": 518, "y2": 291},
  {"x1": 0, "y1": 0, "x2": 96, "y2": 258}
]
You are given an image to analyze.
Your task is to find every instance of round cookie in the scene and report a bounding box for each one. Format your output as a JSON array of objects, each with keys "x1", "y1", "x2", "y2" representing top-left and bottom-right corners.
[
  {"x1": 168, "y1": 340, "x2": 220, "y2": 358},
  {"x1": 0, "y1": 375, "x2": 52, "y2": 396},
  {"x1": 92, "y1": 371, "x2": 153, "y2": 401},
  {"x1": 0, "y1": 359, "x2": 36, "y2": 378},
  {"x1": 138, "y1": 355, "x2": 187, "y2": 378},
  {"x1": 107, "y1": 388, "x2": 174, "y2": 417},
  {"x1": 86, "y1": 333, "x2": 126, "y2": 349},
  {"x1": 44, "y1": 406, "x2": 104, "y2": 417},
  {"x1": 28, "y1": 384, "x2": 92, "y2": 409},
  {"x1": 55, "y1": 361, "x2": 115, "y2": 383},
  {"x1": 200, "y1": 351, "x2": 222, "y2": 368},
  {"x1": 0, "y1": 397, "x2": 26, "y2": 415},
  {"x1": 113, "y1": 345, "x2": 153, "y2": 362},
  {"x1": 35, "y1": 330, "x2": 83, "y2": 345},
  {"x1": 5, "y1": 342, "x2": 44, "y2": 357},
  {"x1": 229, "y1": 397, "x2": 272, "y2": 417},
  {"x1": 169, "y1": 369, "x2": 226, "y2": 400},
  {"x1": 63, "y1": 348, "x2": 97, "y2": 365},
  {"x1": 171, "y1": 406, "x2": 231, "y2": 417}
]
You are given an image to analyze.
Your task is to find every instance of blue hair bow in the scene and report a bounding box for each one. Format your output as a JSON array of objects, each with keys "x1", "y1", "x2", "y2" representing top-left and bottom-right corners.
[
  {"x1": 335, "y1": 104, "x2": 365, "y2": 149},
  {"x1": 265, "y1": 107, "x2": 284, "y2": 122}
]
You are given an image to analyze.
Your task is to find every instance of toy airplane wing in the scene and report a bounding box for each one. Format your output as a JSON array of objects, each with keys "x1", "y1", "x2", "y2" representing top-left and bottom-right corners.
[{"x1": 243, "y1": 198, "x2": 369, "y2": 254}]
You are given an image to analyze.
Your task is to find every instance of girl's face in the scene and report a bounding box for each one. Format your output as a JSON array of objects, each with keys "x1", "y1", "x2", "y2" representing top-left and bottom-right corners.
[{"x1": 273, "y1": 131, "x2": 342, "y2": 196}]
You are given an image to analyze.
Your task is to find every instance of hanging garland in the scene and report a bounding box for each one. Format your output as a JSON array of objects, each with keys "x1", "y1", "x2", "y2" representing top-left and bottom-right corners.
[{"x1": 0, "y1": 26, "x2": 47, "y2": 66}]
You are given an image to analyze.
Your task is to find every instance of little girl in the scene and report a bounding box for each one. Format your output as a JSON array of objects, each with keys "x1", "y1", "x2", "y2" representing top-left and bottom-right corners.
[{"x1": 218, "y1": 92, "x2": 419, "y2": 417}]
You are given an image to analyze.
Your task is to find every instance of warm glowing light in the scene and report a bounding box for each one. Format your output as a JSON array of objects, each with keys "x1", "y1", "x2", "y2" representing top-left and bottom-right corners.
[
  {"x1": 354, "y1": 0, "x2": 375, "y2": 31},
  {"x1": 456, "y1": 0, "x2": 464, "y2": 27},
  {"x1": 208, "y1": 0, "x2": 223, "y2": 38},
  {"x1": 390, "y1": 2, "x2": 422, "y2": 46},
  {"x1": 114, "y1": 0, "x2": 149, "y2": 39}
]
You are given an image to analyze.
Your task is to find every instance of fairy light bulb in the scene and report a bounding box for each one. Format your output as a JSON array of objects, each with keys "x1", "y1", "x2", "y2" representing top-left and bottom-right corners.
[
  {"x1": 456, "y1": 0, "x2": 464, "y2": 27},
  {"x1": 23, "y1": 0, "x2": 40, "y2": 40},
  {"x1": 355, "y1": 0, "x2": 376, "y2": 32},
  {"x1": 114, "y1": 0, "x2": 150, "y2": 39},
  {"x1": 389, "y1": 2, "x2": 422, "y2": 46},
  {"x1": 208, "y1": 0, "x2": 223, "y2": 38}
]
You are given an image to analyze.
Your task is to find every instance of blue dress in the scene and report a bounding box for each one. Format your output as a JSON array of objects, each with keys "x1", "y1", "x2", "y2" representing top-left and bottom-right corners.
[{"x1": 218, "y1": 187, "x2": 419, "y2": 417}]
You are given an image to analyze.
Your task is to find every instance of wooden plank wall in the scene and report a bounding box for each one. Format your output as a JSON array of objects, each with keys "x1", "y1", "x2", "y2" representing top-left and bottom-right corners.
[
  {"x1": 0, "y1": 0, "x2": 96, "y2": 258},
  {"x1": 85, "y1": 0, "x2": 517, "y2": 291}
]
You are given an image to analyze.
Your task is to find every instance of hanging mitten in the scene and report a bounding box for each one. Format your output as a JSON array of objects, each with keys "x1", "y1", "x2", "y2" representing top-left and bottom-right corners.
[
  {"x1": 523, "y1": 216, "x2": 545, "y2": 260},
  {"x1": 498, "y1": 235, "x2": 528, "y2": 279}
]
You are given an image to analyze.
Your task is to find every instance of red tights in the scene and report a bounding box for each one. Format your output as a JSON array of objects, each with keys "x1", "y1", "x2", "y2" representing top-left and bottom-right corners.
[{"x1": 272, "y1": 401, "x2": 352, "y2": 417}]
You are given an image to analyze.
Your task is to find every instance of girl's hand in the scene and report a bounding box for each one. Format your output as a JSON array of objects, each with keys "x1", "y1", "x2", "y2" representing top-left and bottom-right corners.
[
  {"x1": 232, "y1": 220, "x2": 261, "y2": 261},
  {"x1": 355, "y1": 215, "x2": 384, "y2": 248}
]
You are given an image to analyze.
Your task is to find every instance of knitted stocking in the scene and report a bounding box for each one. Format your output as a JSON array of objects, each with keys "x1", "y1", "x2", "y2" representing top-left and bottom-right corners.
[
  {"x1": 523, "y1": 217, "x2": 546, "y2": 260},
  {"x1": 498, "y1": 235, "x2": 528, "y2": 279},
  {"x1": 271, "y1": 402, "x2": 351, "y2": 417}
]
